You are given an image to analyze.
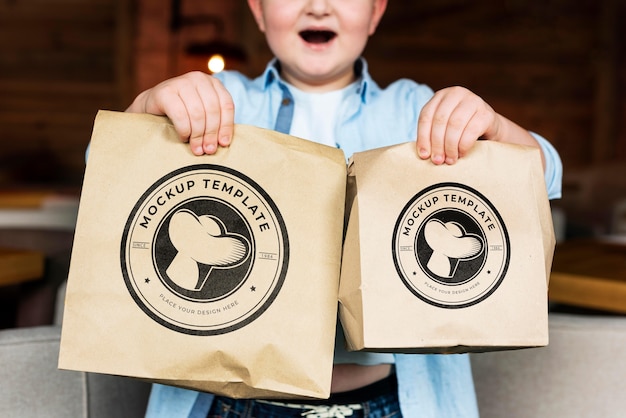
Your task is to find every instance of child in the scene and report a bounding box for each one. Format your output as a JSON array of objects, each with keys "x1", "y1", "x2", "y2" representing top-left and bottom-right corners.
[{"x1": 127, "y1": 0, "x2": 562, "y2": 417}]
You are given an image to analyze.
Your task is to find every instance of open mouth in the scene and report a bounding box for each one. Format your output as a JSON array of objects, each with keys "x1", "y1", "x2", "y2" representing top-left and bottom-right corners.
[{"x1": 299, "y1": 30, "x2": 337, "y2": 44}]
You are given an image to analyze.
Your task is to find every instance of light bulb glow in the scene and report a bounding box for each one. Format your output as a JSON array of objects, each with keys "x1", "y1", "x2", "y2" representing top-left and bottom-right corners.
[{"x1": 207, "y1": 54, "x2": 225, "y2": 73}]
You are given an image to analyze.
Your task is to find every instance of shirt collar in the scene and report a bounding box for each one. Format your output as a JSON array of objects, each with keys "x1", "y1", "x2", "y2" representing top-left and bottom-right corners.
[
  {"x1": 260, "y1": 57, "x2": 377, "y2": 104},
  {"x1": 261, "y1": 58, "x2": 281, "y2": 88}
]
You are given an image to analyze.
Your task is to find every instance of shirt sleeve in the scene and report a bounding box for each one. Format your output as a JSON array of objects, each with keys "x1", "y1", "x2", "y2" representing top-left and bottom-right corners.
[
  {"x1": 144, "y1": 384, "x2": 202, "y2": 418},
  {"x1": 529, "y1": 132, "x2": 563, "y2": 200}
]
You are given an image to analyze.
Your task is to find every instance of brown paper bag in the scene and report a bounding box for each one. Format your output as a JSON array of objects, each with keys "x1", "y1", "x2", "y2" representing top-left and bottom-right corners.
[
  {"x1": 339, "y1": 140, "x2": 555, "y2": 353},
  {"x1": 58, "y1": 110, "x2": 347, "y2": 399}
]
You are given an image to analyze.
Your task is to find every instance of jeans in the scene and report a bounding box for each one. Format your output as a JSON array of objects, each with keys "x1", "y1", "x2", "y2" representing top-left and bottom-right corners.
[{"x1": 206, "y1": 391, "x2": 402, "y2": 418}]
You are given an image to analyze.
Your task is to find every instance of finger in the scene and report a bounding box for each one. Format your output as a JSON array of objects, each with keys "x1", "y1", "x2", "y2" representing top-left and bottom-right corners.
[
  {"x1": 457, "y1": 111, "x2": 487, "y2": 159},
  {"x1": 210, "y1": 77, "x2": 235, "y2": 148},
  {"x1": 416, "y1": 94, "x2": 443, "y2": 160},
  {"x1": 184, "y1": 99, "x2": 208, "y2": 156},
  {"x1": 416, "y1": 108, "x2": 433, "y2": 160},
  {"x1": 458, "y1": 127, "x2": 480, "y2": 159},
  {"x1": 443, "y1": 101, "x2": 477, "y2": 164},
  {"x1": 184, "y1": 72, "x2": 221, "y2": 155},
  {"x1": 428, "y1": 94, "x2": 459, "y2": 165}
]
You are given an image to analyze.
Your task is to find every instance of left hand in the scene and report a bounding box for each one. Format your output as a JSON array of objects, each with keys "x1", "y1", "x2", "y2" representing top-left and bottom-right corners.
[{"x1": 416, "y1": 86, "x2": 501, "y2": 165}]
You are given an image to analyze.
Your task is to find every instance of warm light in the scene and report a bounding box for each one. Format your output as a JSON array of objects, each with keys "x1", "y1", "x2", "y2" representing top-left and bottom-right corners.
[{"x1": 207, "y1": 54, "x2": 225, "y2": 73}]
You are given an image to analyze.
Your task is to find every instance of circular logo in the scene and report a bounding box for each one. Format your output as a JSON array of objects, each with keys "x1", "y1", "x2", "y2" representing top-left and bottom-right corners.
[
  {"x1": 392, "y1": 183, "x2": 510, "y2": 308},
  {"x1": 121, "y1": 164, "x2": 289, "y2": 335}
]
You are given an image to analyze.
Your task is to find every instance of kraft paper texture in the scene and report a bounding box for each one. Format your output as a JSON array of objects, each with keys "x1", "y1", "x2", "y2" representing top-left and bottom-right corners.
[
  {"x1": 58, "y1": 111, "x2": 347, "y2": 399},
  {"x1": 339, "y1": 140, "x2": 555, "y2": 353}
]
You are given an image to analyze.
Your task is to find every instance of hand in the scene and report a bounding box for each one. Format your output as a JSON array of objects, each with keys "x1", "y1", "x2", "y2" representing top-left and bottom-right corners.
[
  {"x1": 416, "y1": 86, "x2": 500, "y2": 165},
  {"x1": 126, "y1": 71, "x2": 235, "y2": 156}
]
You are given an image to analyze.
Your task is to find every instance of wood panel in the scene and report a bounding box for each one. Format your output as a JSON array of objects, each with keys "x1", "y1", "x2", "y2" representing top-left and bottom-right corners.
[
  {"x1": 549, "y1": 239, "x2": 626, "y2": 313},
  {"x1": 363, "y1": 0, "x2": 623, "y2": 170},
  {"x1": 0, "y1": 248, "x2": 44, "y2": 287},
  {"x1": 0, "y1": 0, "x2": 132, "y2": 186},
  {"x1": 1, "y1": 0, "x2": 624, "y2": 192}
]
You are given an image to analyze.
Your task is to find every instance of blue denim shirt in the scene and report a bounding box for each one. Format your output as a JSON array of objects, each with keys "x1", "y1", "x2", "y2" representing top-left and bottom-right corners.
[{"x1": 144, "y1": 58, "x2": 563, "y2": 418}]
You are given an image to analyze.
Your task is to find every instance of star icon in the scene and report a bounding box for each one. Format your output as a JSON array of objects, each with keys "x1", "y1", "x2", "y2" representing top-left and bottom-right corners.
[
  {"x1": 250, "y1": 286, "x2": 256, "y2": 292},
  {"x1": 144, "y1": 278, "x2": 150, "y2": 284}
]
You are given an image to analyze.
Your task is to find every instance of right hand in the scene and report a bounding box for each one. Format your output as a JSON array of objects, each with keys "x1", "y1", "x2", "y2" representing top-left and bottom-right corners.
[{"x1": 126, "y1": 71, "x2": 235, "y2": 156}]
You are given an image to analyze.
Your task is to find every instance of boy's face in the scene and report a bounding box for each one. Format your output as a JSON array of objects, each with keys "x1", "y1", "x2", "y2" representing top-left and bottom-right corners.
[{"x1": 248, "y1": 0, "x2": 387, "y2": 92}]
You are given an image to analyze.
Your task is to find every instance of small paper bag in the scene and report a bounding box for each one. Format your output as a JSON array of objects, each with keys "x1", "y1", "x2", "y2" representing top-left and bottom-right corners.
[
  {"x1": 59, "y1": 111, "x2": 346, "y2": 399},
  {"x1": 339, "y1": 140, "x2": 555, "y2": 353}
]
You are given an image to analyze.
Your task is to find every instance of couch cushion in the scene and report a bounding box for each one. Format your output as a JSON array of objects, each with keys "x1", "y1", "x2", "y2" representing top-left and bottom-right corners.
[
  {"x1": 0, "y1": 325, "x2": 151, "y2": 417},
  {"x1": 471, "y1": 313, "x2": 626, "y2": 418}
]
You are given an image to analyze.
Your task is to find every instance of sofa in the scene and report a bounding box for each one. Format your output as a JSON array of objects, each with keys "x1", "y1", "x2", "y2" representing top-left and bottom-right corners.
[
  {"x1": 0, "y1": 325, "x2": 151, "y2": 418},
  {"x1": 1, "y1": 312, "x2": 625, "y2": 417},
  {"x1": 471, "y1": 312, "x2": 626, "y2": 417}
]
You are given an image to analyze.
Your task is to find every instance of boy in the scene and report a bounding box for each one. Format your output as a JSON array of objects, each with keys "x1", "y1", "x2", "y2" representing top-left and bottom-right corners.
[{"x1": 127, "y1": 0, "x2": 562, "y2": 416}]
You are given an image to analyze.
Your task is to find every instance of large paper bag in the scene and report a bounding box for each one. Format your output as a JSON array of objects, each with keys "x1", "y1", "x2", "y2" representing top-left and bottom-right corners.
[
  {"x1": 59, "y1": 111, "x2": 347, "y2": 399},
  {"x1": 339, "y1": 140, "x2": 555, "y2": 353}
]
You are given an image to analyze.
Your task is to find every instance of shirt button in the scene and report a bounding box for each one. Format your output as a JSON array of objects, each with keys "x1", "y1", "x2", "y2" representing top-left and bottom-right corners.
[{"x1": 281, "y1": 98, "x2": 291, "y2": 106}]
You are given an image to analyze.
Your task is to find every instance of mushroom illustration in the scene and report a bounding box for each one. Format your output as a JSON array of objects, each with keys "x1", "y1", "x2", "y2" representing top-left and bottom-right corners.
[
  {"x1": 423, "y1": 219, "x2": 483, "y2": 278},
  {"x1": 166, "y1": 209, "x2": 250, "y2": 290}
]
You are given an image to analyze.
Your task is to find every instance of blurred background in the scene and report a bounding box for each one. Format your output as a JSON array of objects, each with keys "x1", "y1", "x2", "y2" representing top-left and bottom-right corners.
[
  {"x1": 1, "y1": 0, "x2": 625, "y2": 236},
  {"x1": 1, "y1": 3, "x2": 625, "y2": 414}
]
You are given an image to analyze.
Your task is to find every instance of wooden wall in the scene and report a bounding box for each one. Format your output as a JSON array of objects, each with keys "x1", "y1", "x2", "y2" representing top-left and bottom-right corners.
[
  {"x1": 366, "y1": 0, "x2": 625, "y2": 171},
  {"x1": 1, "y1": 0, "x2": 624, "y2": 201},
  {"x1": 361, "y1": 0, "x2": 625, "y2": 233},
  {"x1": 0, "y1": 0, "x2": 131, "y2": 186}
]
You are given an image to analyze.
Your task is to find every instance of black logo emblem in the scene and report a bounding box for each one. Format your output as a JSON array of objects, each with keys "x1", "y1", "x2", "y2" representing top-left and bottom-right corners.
[
  {"x1": 121, "y1": 165, "x2": 289, "y2": 334},
  {"x1": 392, "y1": 183, "x2": 510, "y2": 308}
]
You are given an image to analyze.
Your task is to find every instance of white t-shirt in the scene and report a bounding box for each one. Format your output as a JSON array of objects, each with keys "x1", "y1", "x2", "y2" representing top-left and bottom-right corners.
[{"x1": 286, "y1": 82, "x2": 352, "y2": 147}]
